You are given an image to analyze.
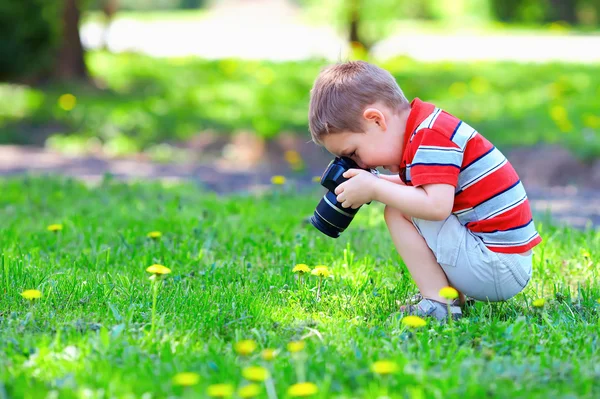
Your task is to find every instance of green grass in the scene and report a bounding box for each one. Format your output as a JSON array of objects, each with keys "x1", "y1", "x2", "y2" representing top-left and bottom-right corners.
[
  {"x1": 1, "y1": 177, "x2": 599, "y2": 398},
  {"x1": 1, "y1": 52, "x2": 599, "y2": 159}
]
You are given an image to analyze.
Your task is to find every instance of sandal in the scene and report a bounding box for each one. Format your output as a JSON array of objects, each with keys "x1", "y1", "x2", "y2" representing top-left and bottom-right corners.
[{"x1": 400, "y1": 298, "x2": 463, "y2": 321}]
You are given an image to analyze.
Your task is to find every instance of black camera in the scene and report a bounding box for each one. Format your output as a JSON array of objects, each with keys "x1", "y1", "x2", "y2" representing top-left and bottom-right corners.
[{"x1": 310, "y1": 157, "x2": 377, "y2": 238}]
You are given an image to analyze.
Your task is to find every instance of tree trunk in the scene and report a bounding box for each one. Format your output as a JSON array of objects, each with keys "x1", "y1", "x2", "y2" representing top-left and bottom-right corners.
[
  {"x1": 102, "y1": 0, "x2": 120, "y2": 50},
  {"x1": 348, "y1": 0, "x2": 368, "y2": 49},
  {"x1": 548, "y1": 0, "x2": 578, "y2": 23},
  {"x1": 53, "y1": 0, "x2": 88, "y2": 81}
]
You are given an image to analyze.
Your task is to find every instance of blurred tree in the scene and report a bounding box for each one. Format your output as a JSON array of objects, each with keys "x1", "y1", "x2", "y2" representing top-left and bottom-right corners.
[
  {"x1": 0, "y1": 1, "x2": 61, "y2": 82},
  {"x1": 0, "y1": 0, "x2": 89, "y2": 82},
  {"x1": 53, "y1": 0, "x2": 89, "y2": 81},
  {"x1": 348, "y1": 0, "x2": 363, "y2": 46},
  {"x1": 490, "y1": 0, "x2": 598, "y2": 24},
  {"x1": 301, "y1": 0, "x2": 425, "y2": 51},
  {"x1": 101, "y1": 0, "x2": 120, "y2": 49},
  {"x1": 179, "y1": 0, "x2": 205, "y2": 8},
  {"x1": 549, "y1": 0, "x2": 578, "y2": 23},
  {"x1": 89, "y1": 0, "x2": 198, "y2": 11}
]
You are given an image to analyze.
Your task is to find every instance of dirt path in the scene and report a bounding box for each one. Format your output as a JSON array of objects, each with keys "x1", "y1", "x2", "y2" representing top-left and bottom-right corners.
[{"x1": 1, "y1": 144, "x2": 599, "y2": 229}]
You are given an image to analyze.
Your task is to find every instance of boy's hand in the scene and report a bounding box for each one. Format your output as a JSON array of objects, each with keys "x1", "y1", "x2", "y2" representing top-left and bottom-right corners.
[{"x1": 334, "y1": 169, "x2": 379, "y2": 209}]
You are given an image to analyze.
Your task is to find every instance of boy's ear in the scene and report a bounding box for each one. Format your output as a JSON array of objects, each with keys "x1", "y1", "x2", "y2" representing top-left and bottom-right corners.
[{"x1": 363, "y1": 107, "x2": 387, "y2": 131}]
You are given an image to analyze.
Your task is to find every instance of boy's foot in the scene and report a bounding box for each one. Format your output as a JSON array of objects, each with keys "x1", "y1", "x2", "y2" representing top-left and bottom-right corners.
[
  {"x1": 407, "y1": 292, "x2": 475, "y2": 308},
  {"x1": 400, "y1": 298, "x2": 462, "y2": 321}
]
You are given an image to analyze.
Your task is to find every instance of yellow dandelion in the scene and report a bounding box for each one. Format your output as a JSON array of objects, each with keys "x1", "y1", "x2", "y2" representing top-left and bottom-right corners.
[
  {"x1": 287, "y1": 382, "x2": 318, "y2": 397},
  {"x1": 596, "y1": 298, "x2": 600, "y2": 304},
  {"x1": 261, "y1": 348, "x2": 277, "y2": 361},
  {"x1": 271, "y1": 175, "x2": 286, "y2": 185},
  {"x1": 439, "y1": 286, "x2": 459, "y2": 300},
  {"x1": 172, "y1": 372, "x2": 200, "y2": 386},
  {"x1": 293, "y1": 264, "x2": 311, "y2": 274},
  {"x1": 284, "y1": 150, "x2": 302, "y2": 165},
  {"x1": 401, "y1": 315, "x2": 427, "y2": 328},
  {"x1": 371, "y1": 360, "x2": 399, "y2": 375},
  {"x1": 234, "y1": 339, "x2": 257, "y2": 356},
  {"x1": 47, "y1": 224, "x2": 63, "y2": 232},
  {"x1": 147, "y1": 231, "x2": 162, "y2": 239},
  {"x1": 581, "y1": 250, "x2": 591, "y2": 258},
  {"x1": 242, "y1": 366, "x2": 269, "y2": 382},
  {"x1": 58, "y1": 93, "x2": 77, "y2": 111},
  {"x1": 532, "y1": 298, "x2": 545, "y2": 308},
  {"x1": 287, "y1": 340, "x2": 305, "y2": 353},
  {"x1": 146, "y1": 264, "x2": 171, "y2": 275},
  {"x1": 312, "y1": 176, "x2": 322, "y2": 183},
  {"x1": 20, "y1": 289, "x2": 42, "y2": 300},
  {"x1": 238, "y1": 384, "x2": 261, "y2": 398},
  {"x1": 311, "y1": 266, "x2": 330, "y2": 278},
  {"x1": 207, "y1": 383, "x2": 234, "y2": 398}
]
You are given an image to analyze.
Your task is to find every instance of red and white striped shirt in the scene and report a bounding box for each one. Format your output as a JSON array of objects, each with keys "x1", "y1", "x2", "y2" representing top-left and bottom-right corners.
[{"x1": 400, "y1": 98, "x2": 542, "y2": 253}]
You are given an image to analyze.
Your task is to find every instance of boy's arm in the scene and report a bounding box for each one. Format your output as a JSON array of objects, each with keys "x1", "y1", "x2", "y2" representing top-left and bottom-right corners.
[
  {"x1": 379, "y1": 174, "x2": 405, "y2": 185},
  {"x1": 373, "y1": 179, "x2": 455, "y2": 221}
]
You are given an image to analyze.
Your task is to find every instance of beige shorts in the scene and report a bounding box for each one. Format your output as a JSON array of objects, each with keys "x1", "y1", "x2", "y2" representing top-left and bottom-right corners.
[{"x1": 412, "y1": 214, "x2": 533, "y2": 302}]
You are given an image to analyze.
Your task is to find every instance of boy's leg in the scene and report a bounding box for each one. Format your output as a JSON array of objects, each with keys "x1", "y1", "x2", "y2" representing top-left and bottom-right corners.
[{"x1": 384, "y1": 205, "x2": 453, "y2": 303}]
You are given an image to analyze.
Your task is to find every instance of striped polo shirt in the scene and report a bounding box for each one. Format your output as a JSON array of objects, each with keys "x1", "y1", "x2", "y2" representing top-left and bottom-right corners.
[{"x1": 400, "y1": 98, "x2": 542, "y2": 254}]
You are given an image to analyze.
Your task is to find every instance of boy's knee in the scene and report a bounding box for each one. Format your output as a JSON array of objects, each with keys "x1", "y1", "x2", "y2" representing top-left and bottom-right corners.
[{"x1": 384, "y1": 205, "x2": 406, "y2": 225}]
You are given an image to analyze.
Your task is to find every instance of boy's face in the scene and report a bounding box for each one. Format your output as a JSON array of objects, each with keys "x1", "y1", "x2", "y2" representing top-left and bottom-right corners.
[{"x1": 321, "y1": 104, "x2": 407, "y2": 174}]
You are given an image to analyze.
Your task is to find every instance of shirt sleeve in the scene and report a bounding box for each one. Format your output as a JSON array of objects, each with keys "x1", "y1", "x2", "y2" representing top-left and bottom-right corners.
[{"x1": 408, "y1": 128, "x2": 463, "y2": 187}]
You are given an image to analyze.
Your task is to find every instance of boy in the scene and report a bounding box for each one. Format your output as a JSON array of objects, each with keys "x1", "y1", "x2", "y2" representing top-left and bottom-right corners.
[{"x1": 308, "y1": 61, "x2": 541, "y2": 320}]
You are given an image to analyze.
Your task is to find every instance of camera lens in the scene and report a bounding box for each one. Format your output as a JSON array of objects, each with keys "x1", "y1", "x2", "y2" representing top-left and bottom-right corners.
[{"x1": 310, "y1": 191, "x2": 359, "y2": 238}]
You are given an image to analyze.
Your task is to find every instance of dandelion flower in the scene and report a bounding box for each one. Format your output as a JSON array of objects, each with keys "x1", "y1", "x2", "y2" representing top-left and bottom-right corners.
[
  {"x1": 596, "y1": 298, "x2": 600, "y2": 304},
  {"x1": 234, "y1": 339, "x2": 257, "y2": 356},
  {"x1": 147, "y1": 231, "x2": 162, "y2": 239},
  {"x1": 47, "y1": 224, "x2": 63, "y2": 232},
  {"x1": 207, "y1": 383, "x2": 234, "y2": 398},
  {"x1": 532, "y1": 298, "x2": 545, "y2": 308},
  {"x1": 261, "y1": 348, "x2": 277, "y2": 361},
  {"x1": 287, "y1": 340, "x2": 305, "y2": 353},
  {"x1": 20, "y1": 289, "x2": 42, "y2": 300},
  {"x1": 311, "y1": 266, "x2": 330, "y2": 278},
  {"x1": 172, "y1": 372, "x2": 200, "y2": 386},
  {"x1": 312, "y1": 176, "x2": 321, "y2": 183},
  {"x1": 293, "y1": 264, "x2": 311, "y2": 274},
  {"x1": 146, "y1": 264, "x2": 171, "y2": 275},
  {"x1": 284, "y1": 150, "x2": 301, "y2": 165},
  {"x1": 371, "y1": 360, "x2": 399, "y2": 375},
  {"x1": 287, "y1": 382, "x2": 318, "y2": 397},
  {"x1": 439, "y1": 286, "x2": 459, "y2": 300},
  {"x1": 238, "y1": 384, "x2": 261, "y2": 398},
  {"x1": 242, "y1": 366, "x2": 269, "y2": 382},
  {"x1": 271, "y1": 175, "x2": 286, "y2": 185},
  {"x1": 58, "y1": 94, "x2": 76, "y2": 111},
  {"x1": 401, "y1": 315, "x2": 427, "y2": 328}
]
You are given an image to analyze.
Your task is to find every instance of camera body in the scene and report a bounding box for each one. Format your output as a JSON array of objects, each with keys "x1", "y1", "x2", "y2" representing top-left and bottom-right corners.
[{"x1": 310, "y1": 157, "x2": 376, "y2": 238}]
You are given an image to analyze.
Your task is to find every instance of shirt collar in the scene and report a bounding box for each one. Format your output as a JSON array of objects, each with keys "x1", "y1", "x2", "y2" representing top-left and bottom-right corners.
[{"x1": 403, "y1": 97, "x2": 436, "y2": 150}]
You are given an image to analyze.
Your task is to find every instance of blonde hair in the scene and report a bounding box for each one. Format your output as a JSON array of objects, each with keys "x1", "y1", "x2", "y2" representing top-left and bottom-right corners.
[{"x1": 308, "y1": 61, "x2": 409, "y2": 145}]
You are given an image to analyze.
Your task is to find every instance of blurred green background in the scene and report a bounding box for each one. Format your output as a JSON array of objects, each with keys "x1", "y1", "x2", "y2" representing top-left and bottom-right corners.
[{"x1": 1, "y1": 0, "x2": 599, "y2": 160}]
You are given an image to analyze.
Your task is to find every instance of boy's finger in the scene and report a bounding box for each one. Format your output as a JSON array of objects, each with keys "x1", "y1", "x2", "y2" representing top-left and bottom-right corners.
[
  {"x1": 343, "y1": 169, "x2": 360, "y2": 178},
  {"x1": 334, "y1": 185, "x2": 345, "y2": 195}
]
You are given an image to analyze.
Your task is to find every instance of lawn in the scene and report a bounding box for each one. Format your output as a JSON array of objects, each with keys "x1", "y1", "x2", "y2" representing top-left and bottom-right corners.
[
  {"x1": 1, "y1": 177, "x2": 599, "y2": 398},
  {"x1": 1, "y1": 52, "x2": 599, "y2": 160}
]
